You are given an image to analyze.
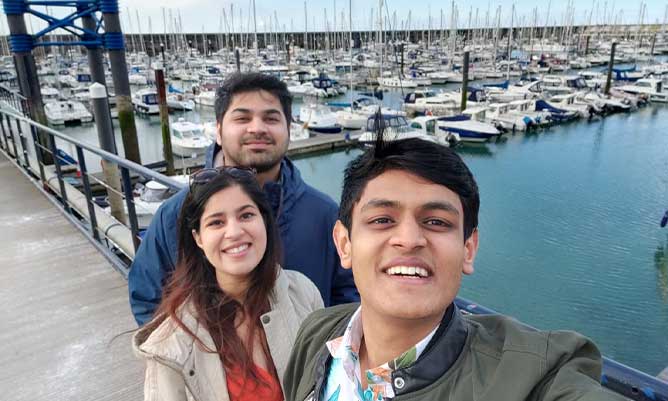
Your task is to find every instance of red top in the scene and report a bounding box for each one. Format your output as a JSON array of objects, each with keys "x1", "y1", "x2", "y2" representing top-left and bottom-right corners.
[{"x1": 226, "y1": 364, "x2": 283, "y2": 401}]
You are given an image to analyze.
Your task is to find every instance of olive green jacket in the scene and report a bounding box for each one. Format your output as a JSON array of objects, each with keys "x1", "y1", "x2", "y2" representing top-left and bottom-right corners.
[{"x1": 284, "y1": 303, "x2": 629, "y2": 401}]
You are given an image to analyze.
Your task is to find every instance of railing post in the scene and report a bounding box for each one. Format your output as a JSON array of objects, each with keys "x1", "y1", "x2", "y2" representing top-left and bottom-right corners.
[
  {"x1": 16, "y1": 101, "x2": 31, "y2": 169},
  {"x1": 29, "y1": 120, "x2": 46, "y2": 183},
  {"x1": 0, "y1": 112, "x2": 7, "y2": 152},
  {"x1": 7, "y1": 114, "x2": 20, "y2": 160},
  {"x1": 48, "y1": 135, "x2": 72, "y2": 215},
  {"x1": 89, "y1": 83, "x2": 127, "y2": 223},
  {"x1": 75, "y1": 145, "x2": 100, "y2": 242},
  {"x1": 120, "y1": 166, "x2": 140, "y2": 251}
]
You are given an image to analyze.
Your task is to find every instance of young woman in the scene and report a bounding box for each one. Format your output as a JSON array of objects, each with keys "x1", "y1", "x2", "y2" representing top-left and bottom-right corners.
[{"x1": 133, "y1": 167, "x2": 324, "y2": 401}]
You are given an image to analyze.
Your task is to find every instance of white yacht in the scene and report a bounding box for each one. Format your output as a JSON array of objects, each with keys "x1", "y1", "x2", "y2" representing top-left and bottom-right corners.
[
  {"x1": 170, "y1": 118, "x2": 213, "y2": 157},
  {"x1": 378, "y1": 75, "x2": 418, "y2": 88},
  {"x1": 486, "y1": 103, "x2": 534, "y2": 131},
  {"x1": 167, "y1": 94, "x2": 195, "y2": 111},
  {"x1": 618, "y1": 79, "x2": 668, "y2": 103},
  {"x1": 358, "y1": 114, "x2": 441, "y2": 144},
  {"x1": 298, "y1": 104, "x2": 342, "y2": 134},
  {"x1": 132, "y1": 88, "x2": 159, "y2": 115},
  {"x1": 195, "y1": 90, "x2": 216, "y2": 107},
  {"x1": 40, "y1": 86, "x2": 61, "y2": 103},
  {"x1": 290, "y1": 122, "x2": 310, "y2": 141},
  {"x1": 44, "y1": 101, "x2": 93, "y2": 125},
  {"x1": 436, "y1": 109, "x2": 503, "y2": 143}
]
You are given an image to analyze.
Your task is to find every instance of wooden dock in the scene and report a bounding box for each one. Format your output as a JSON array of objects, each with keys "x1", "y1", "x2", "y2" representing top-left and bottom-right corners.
[
  {"x1": 288, "y1": 132, "x2": 358, "y2": 156},
  {"x1": 0, "y1": 151, "x2": 144, "y2": 400}
]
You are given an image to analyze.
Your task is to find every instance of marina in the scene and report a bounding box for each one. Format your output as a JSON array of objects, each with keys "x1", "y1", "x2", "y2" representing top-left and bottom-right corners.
[{"x1": 2, "y1": 0, "x2": 668, "y2": 399}]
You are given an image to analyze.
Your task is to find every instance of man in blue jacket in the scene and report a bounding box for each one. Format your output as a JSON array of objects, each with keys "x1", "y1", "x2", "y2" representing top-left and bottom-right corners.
[{"x1": 128, "y1": 73, "x2": 358, "y2": 325}]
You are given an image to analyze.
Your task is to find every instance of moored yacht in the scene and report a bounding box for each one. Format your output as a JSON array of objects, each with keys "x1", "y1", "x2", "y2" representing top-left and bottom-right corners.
[
  {"x1": 44, "y1": 100, "x2": 93, "y2": 125},
  {"x1": 618, "y1": 78, "x2": 668, "y2": 103},
  {"x1": 170, "y1": 118, "x2": 213, "y2": 157},
  {"x1": 132, "y1": 88, "x2": 159, "y2": 115}
]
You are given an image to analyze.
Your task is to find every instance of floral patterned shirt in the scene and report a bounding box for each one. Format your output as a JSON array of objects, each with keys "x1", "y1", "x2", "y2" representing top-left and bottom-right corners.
[{"x1": 322, "y1": 307, "x2": 438, "y2": 401}]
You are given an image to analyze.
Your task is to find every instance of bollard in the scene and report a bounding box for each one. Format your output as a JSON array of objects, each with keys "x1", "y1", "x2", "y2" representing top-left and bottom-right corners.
[
  {"x1": 604, "y1": 43, "x2": 617, "y2": 96},
  {"x1": 461, "y1": 50, "x2": 470, "y2": 112},
  {"x1": 89, "y1": 83, "x2": 127, "y2": 224},
  {"x1": 154, "y1": 65, "x2": 175, "y2": 175}
]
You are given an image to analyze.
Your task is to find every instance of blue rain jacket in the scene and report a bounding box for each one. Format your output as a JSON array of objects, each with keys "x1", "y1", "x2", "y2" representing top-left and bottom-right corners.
[{"x1": 128, "y1": 144, "x2": 358, "y2": 325}]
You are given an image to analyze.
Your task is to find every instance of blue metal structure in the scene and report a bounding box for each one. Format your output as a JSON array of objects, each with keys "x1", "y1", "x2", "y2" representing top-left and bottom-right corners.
[{"x1": 2, "y1": 0, "x2": 124, "y2": 52}]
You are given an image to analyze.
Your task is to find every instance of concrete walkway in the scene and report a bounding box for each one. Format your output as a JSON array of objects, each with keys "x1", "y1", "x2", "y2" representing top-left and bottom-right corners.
[{"x1": 0, "y1": 151, "x2": 143, "y2": 400}]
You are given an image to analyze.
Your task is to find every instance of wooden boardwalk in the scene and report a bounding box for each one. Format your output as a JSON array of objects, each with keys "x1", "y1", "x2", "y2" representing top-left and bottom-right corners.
[{"x1": 0, "y1": 152, "x2": 143, "y2": 400}]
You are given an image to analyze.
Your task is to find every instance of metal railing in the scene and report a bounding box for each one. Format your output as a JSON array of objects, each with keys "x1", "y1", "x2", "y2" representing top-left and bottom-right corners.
[
  {"x1": 0, "y1": 83, "x2": 185, "y2": 276},
  {"x1": 0, "y1": 85, "x2": 666, "y2": 401}
]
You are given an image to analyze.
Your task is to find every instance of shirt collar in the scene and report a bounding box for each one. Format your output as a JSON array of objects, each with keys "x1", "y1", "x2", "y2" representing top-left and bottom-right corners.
[{"x1": 325, "y1": 306, "x2": 440, "y2": 398}]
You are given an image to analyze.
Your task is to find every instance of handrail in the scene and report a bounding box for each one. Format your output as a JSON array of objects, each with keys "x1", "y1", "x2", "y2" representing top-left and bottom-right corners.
[{"x1": 0, "y1": 108, "x2": 185, "y2": 191}]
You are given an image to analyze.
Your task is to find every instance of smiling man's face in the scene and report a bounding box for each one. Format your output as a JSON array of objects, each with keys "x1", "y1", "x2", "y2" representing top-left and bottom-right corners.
[
  {"x1": 217, "y1": 90, "x2": 289, "y2": 173},
  {"x1": 333, "y1": 169, "x2": 479, "y2": 322}
]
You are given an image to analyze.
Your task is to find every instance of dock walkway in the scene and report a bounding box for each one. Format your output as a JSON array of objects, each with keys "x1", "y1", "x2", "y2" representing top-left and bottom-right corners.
[{"x1": 0, "y1": 152, "x2": 143, "y2": 400}]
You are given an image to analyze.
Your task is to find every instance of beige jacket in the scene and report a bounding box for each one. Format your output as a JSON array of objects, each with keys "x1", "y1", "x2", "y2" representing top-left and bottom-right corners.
[{"x1": 133, "y1": 269, "x2": 324, "y2": 401}]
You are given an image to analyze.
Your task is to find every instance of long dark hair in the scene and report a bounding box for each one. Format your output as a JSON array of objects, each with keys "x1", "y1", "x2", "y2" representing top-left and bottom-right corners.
[{"x1": 150, "y1": 171, "x2": 282, "y2": 386}]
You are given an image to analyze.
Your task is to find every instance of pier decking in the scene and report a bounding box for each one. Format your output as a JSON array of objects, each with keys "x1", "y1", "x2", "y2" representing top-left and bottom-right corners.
[{"x1": 0, "y1": 152, "x2": 143, "y2": 400}]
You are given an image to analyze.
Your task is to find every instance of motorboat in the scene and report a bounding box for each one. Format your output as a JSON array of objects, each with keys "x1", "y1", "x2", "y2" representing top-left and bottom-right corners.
[
  {"x1": 618, "y1": 78, "x2": 668, "y2": 103},
  {"x1": 408, "y1": 116, "x2": 460, "y2": 147},
  {"x1": 298, "y1": 104, "x2": 342, "y2": 134},
  {"x1": 546, "y1": 93, "x2": 599, "y2": 118},
  {"x1": 506, "y1": 99, "x2": 552, "y2": 128},
  {"x1": 333, "y1": 97, "x2": 405, "y2": 130},
  {"x1": 290, "y1": 122, "x2": 310, "y2": 141},
  {"x1": 44, "y1": 100, "x2": 93, "y2": 125},
  {"x1": 167, "y1": 94, "x2": 195, "y2": 112},
  {"x1": 486, "y1": 103, "x2": 535, "y2": 132},
  {"x1": 40, "y1": 86, "x2": 61, "y2": 103},
  {"x1": 105, "y1": 177, "x2": 187, "y2": 229},
  {"x1": 436, "y1": 109, "x2": 502, "y2": 143},
  {"x1": 580, "y1": 92, "x2": 632, "y2": 114},
  {"x1": 194, "y1": 90, "x2": 216, "y2": 107},
  {"x1": 402, "y1": 89, "x2": 460, "y2": 116},
  {"x1": 378, "y1": 75, "x2": 419, "y2": 88},
  {"x1": 358, "y1": 114, "x2": 445, "y2": 145},
  {"x1": 533, "y1": 99, "x2": 579, "y2": 123},
  {"x1": 132, "y1": 88, "x2": 159, "y2": 115},
  {"x1": 170, "y1": 118, "x2": 213, "y2": 157},
  {"x1": 540, "y1": 75, "x2": 589, "y2": 95}
]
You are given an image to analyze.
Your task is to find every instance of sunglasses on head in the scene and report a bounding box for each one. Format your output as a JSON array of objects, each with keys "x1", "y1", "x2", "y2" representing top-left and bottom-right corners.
[{"x1": 189, "y1": 166, "x2": 257, "y2": 190}]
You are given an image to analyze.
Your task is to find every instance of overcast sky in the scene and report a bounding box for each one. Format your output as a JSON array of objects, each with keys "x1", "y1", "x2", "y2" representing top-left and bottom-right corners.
[{"x1": 1, "y1": 0, "x2": 664, "y2": 35}]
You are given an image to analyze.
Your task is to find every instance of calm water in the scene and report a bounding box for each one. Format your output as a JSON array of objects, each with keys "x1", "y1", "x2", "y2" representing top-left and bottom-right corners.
[
  {"x1": 293, "y1": 106, "x2": 668, "y2": 376},
  {"x1": 56, "y1": 88, "x2": 668, "y2": 375}
]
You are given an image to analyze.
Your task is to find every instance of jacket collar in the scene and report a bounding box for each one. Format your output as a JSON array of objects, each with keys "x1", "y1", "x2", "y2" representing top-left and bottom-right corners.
[
  {"x1": 310, "y1": 303, "x2": 468, "y2": 400},
  {"x1": 391, "y1": 303, "x2": 468, "y2": 395}
]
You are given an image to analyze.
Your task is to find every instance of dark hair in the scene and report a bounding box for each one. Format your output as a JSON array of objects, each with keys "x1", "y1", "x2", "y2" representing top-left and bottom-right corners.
[
  {"x1": 339, "y1": 131, "x2": 480, "y2": 240},
  {"x1": 214, "y1": 72, "x2": 293, "y2": 127},
  {"x1": 151, "y1": 171, "x2": 282, "y2": 387}
]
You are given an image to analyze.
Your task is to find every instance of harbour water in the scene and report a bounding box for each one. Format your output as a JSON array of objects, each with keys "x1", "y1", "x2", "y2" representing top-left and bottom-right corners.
[
  {"x1": 293, "y1": 105, "x2": 668, "y2": 377},
  {"x1": 53, "y1": 87, "x2": 668, "y2": 376}
]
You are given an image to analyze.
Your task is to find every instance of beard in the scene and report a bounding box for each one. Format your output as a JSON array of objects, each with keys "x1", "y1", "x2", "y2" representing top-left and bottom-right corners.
[{"x1": 225, "y1": 133, "x2": 289, "y2": 173}]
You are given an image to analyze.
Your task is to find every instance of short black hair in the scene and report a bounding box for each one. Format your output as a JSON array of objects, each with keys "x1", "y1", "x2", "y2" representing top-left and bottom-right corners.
[
  {"x1": 339, "y1": 133, "x2": 480, "y2": 240},
  {"x1": 214, "y1": 72, "x2": 292, "y2": 126}
]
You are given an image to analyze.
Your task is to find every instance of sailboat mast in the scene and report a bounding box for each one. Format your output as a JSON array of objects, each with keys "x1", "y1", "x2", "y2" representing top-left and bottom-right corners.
[
  {"x1": 507, "y1": 3, "x2": 514, "y2": 81},
  {"x1": 349, "y1": 0, "x2": 353, "y2": 113}
]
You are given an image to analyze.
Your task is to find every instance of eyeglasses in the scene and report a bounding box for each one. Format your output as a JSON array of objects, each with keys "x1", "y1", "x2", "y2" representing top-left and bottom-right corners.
[{"x1": 189, "y1": 166, "x2": 257, "y2": 190}]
